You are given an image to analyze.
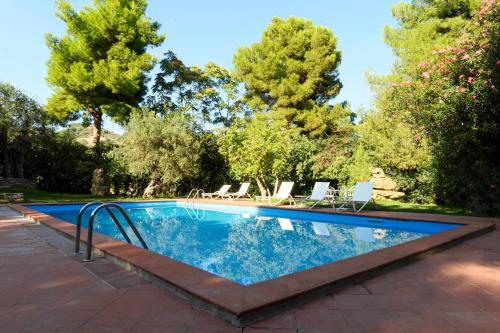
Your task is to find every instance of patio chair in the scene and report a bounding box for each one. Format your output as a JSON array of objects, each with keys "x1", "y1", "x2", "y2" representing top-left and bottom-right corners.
[
  {"x1": 298, "y1": 181, "x2": 330, "y2": 209},
  {"x1": 201, "y1": 185, "x2": 231, "y2": 199},
  {"x1": 224, "y1": 182, "x2": 251, "y2": 200},
  {"x1": 333, "y1": 182, "x2": 374, "y2": 212},
  {"x1": 255, "y1": 182, "x2": 295, "y2": 206}
]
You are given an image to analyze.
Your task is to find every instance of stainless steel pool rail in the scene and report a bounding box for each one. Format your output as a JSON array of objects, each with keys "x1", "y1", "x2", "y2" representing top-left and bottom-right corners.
[
  {"x1": 186, "y1": 188, "x2": 204, "y2": 206},
  {"x1": 75, "y1": 201, "x2": 103, "y2": 254},
  {"x1": 74, "y1": 202, "x2": 148, "y2": 261}
]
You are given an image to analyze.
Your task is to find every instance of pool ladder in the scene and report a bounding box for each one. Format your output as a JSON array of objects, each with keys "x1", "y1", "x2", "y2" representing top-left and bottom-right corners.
[
  {"x1": 185, "y1": 189, "x2": 206, "y2": 220},
  {"x1": 74, "y1": 202, "x2": 148, "y2": 261},
  {"x1": 186, "y1": 188, "x2": 204, "y2": 207}
]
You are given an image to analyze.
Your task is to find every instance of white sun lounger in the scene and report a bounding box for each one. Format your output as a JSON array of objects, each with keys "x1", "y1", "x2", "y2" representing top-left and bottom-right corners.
[
  {"x1": 255, "y1": 182, "x2": 295, "y2": 206},
  {"x1": 299, "y1": 182, "x2": 330, "y2": 208},
  {"x1": 225, "y1": 182, "x2": 251, "y2": 200},
  {"x1": 333, "y1": 182, "x2": 374, "y2": 212},
  {"x1": 202, "y1": 185, "x2": 231, "y2": 199}
]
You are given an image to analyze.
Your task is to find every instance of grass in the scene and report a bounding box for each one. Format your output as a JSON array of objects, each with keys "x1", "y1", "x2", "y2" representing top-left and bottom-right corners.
[
  {"x1": 364, "y1": 200, "x2": 474, "y2": 216},
  {"x1": 1, "y1": 187, "x2": 476, "y2": 216},
  {"x1": 0, "y1": 187, "x2": 162, "y2": 204}
]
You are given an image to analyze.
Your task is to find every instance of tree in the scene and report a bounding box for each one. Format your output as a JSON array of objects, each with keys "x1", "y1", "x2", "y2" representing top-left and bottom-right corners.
[
  {"x1": 110, "y1": 109, "x2": 201, "y2": 197},
  {"x1": 357, "y1": 109, "x2": 434, "y2": 202},
  {"x1": 26, "y1": 130, "x2": 98, "y2": 193},
  {"x1": 362, "y1": 0, "x2": 483, "y2": 203},
  {"x1": 384, "y1": 0, "x2": 480, "y2": 69},
  {"x1": 0, "y1": 83, "x2": 49, "y2": 178},
  {"x1": 365, "y1": 0, "x2": 499, "y2": 212},
  {"x1": 392, "y1": 0, "x2": 500, "y2": 213},
  {"x1": 218, "y1": 113, "x2": 317, "y2": 196},
  {"x1": 233, "y1": 17, "x2": 342, "y2": 137},
  {"x1": 45, "y1": 0, "x2": 164, "y2": 146},
  {"x1": 220, "y1": 17, "x2": 356, "y2": 194},
  {"x1": 149, "y1": 51, "x2": 246, "y2": 126}
]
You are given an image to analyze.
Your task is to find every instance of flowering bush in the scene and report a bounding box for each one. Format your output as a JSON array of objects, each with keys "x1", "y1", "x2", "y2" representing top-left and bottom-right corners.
[{"x1": 394, "y1": 0, "x2": 500, "y2": 213}]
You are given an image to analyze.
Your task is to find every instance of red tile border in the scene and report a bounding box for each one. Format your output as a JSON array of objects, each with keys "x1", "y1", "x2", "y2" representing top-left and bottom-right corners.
[{"x1": 8, "y1": 201, "x2": 496, "y2": 327}]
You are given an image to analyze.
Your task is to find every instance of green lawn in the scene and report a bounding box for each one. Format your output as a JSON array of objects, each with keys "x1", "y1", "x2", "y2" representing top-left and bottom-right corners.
[
  {"x1": 364, "y1": 200, "x2": 473, "y2": 216},
  {"x1": 1, "y1": 187, "x2": 476, "y2": 216},
  {"x1": 0, "y1": 187, "x2": 164, "y2": 204}
]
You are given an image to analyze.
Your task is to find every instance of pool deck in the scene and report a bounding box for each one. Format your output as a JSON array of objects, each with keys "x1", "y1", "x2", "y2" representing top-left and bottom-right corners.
[{"x1": 2, "y1": 203, "x2": 500, "y2": 332}]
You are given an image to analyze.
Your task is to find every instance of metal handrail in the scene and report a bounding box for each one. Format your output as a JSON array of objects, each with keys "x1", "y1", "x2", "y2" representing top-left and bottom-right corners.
[
  {"x1": 184, "y1": 203, "x2": 206, "y2": 221},
  {"x1": 84, "y1": 203, "x2": 148, "y2": 261},
  {"x1": 186, "y1": 188, "x2": 204, "y2": 207},
  {"x1": 186, "y1": 188, "x2": 198, "y2": 201},
  {"x1": 75, "y1": 201, "x2": 103, "y2": 254},
  {"x1": 187, "y1": 188, "x2": 203, "y2": 201}
]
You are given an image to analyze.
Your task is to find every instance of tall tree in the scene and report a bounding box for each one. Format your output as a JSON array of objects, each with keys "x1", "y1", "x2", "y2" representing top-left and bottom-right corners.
[
  {"x1": 233, "y1": 17, "x2": 343, "y2": 138},
  {"x1": 149, "y1": 51, "x2": 246, "y2": 126},
  {"x1": 45, "y1": 0, "x2": 164, "y2": 146}
]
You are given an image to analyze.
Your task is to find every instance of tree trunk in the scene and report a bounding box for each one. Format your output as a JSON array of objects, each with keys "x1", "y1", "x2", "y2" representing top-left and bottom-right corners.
[
  {"x1": 13, "y1": 152, "x2": 24, "y2": 178},
  {"x1": 1, "y1": 132, "x2": 12, "y2": 177},
  {"x1": 143, "y1": 176, "x2": 162, "y2": 198},
  {"x1": 273, "y1": 177, "x2": 279, "y2": 196},
  {"x1": 88, "y1": 107, "x2": 102, "y2": 147},
  {"x1": 89, "y1": 106, "x2": 105, "y2": 196},
  {"x1": 2, "y1": 148, "x2": 12, "y2": 178},
  {"x1": 255, "y1": 176, "x2": 269, "y2": 197},
  {"x1": 90, "y1": 168, "x2": 109, "y2": 196}
]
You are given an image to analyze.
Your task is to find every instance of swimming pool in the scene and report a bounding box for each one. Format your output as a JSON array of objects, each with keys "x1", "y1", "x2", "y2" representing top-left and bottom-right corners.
[{"x1": 28, "y1": 201, "x2": 459, "y2": 285}]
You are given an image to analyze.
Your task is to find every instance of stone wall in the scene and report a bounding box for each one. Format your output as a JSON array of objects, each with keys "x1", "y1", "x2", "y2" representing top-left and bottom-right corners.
[
  {"x1": 369, "y1": 168, "x2": 405, "y2": 200},
  {"x1": 0, "y1": 177, "x2": 36, "y2": 189}
]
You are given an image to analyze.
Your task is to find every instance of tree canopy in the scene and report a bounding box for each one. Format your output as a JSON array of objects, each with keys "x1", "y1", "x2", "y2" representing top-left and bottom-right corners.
[
  {"x1": 233, "y1": 17, "x2": 342, "y2": 137},
  {"x1": 149, "y1": 51, "x2": 245, "y2": 126},
  {"x1": 45, "y1": 0, "x2": 164, "y2": 145},
  {"x1": 4, "y1": 0, "x2": 498, "y2": 214},
  {"x1": 111, "y1": 109, "x2": 202, "y2": 197},
  {"x1": 384, "y1": 0, "x2": 480, "y2": 68}
]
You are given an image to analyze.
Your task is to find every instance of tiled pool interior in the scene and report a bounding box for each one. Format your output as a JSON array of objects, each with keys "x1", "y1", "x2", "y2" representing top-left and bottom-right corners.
[{"x1": 28, "y1": 202, "x2": 459, "y2": 285}]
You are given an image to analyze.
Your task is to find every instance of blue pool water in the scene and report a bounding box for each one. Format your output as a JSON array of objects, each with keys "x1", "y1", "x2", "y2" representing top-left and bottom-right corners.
[{"x1": 27, "y1": 202, "x2": 459, "y2": 285}]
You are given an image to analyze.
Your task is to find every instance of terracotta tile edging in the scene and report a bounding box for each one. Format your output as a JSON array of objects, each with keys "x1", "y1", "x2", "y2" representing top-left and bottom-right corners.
[{"x1": 8, "y1": 202, "x2": 496, "y2": 327}]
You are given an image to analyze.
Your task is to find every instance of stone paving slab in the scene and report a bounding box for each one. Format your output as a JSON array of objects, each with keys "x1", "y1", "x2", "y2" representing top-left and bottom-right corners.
[
  {"x1": 1, "y1": 205, "x2": 500, "y2": 332},
  {"x1": 12, "y1": 202, "x2": 495, "y2": 327}
]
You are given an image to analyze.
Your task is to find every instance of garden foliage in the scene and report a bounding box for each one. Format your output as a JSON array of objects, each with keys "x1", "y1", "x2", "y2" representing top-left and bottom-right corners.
[{"x1": 3, "y1": 0, "x2": 499, "y2": 214}]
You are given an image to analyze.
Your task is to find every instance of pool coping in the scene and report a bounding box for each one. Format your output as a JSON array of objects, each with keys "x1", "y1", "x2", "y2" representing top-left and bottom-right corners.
[{"x1": 9, "y1": 200, "x2": 496, "y2": 327}]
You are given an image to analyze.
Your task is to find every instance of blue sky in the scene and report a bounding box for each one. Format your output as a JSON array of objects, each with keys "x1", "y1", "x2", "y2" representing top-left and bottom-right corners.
[{"x1": 0, "y1": 0, "x2": 399, "y2": 133}]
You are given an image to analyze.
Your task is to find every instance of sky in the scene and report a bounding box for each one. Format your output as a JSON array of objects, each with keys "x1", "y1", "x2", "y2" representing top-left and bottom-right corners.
[{"x1": 0, "y1": 0, "x2": 399, "y2": 134}]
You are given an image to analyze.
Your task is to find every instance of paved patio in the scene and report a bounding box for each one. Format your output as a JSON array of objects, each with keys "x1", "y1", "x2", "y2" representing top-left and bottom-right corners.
[{"x1": 1, "y1": 205, "x2": 499, "y2": 333}]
